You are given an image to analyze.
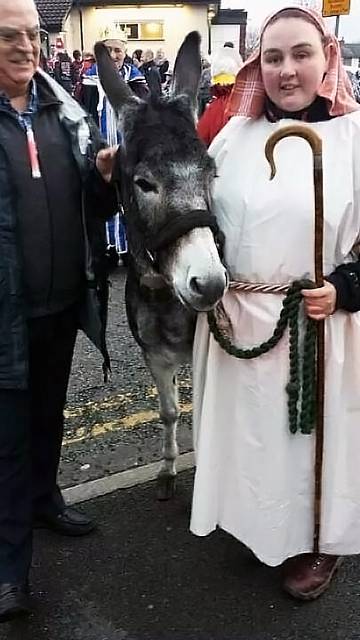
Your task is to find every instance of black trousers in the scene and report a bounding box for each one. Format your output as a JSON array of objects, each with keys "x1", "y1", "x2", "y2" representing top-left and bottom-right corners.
[{"x1": 0, "y1": 305, "x2": 78, "y2": 582}]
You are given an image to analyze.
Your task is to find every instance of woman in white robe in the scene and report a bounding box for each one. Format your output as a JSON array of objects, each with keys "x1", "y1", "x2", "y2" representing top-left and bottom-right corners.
[{"x1": 191, "y1": 6, "x2": 360, "y2": 601}]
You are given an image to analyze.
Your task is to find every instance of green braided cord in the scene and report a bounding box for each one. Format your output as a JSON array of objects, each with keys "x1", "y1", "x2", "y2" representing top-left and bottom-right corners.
[
  {"x1": 207, "y1": 279, "x2": 318, "y2": 434},
  {"x1": 287, "y1": 297, "x2": 300, "y2": 434},
  {"x1": 300, "y1": 323, "x2": 317, "y2": 434}
]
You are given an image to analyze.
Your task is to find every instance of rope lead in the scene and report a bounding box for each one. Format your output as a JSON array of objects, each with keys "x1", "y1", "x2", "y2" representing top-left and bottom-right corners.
[{"x1": 207, "y1": 280, "x2": 317, "y2": 435}]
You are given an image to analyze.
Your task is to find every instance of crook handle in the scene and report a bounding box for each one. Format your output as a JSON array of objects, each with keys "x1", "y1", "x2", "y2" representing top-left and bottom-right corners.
[
  {"x1": 265, "y1": 124, "x2": 326, "y2": 553},
  {"x1": 265, "y1": 125, "x2": 324, "y2": 287}
]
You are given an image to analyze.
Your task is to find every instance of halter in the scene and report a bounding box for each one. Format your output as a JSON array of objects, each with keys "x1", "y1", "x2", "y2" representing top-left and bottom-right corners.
[
  {"x1": 144, "y1": 209, "x2": 220, "y2": 252},
  {"x1": 113, "y1": 153, "x2": 223, "y2": 289}
]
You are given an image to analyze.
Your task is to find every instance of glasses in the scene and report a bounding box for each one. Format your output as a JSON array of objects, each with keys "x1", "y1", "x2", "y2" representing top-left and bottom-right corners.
[{"x1": 0, "y1": 26, "x2": 40, "y2": 46}]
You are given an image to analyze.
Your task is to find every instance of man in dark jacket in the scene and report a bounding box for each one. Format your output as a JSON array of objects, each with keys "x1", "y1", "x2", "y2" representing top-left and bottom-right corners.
[
  {"x1": 54, "y1": 50, "x2": 73, "y2": 94},
  {"x1": 140, "y1": 49, "x2": 162, "y2": 97},
  {"x1": 0, "y1": 0, "x2": 118, "y2": 621}
]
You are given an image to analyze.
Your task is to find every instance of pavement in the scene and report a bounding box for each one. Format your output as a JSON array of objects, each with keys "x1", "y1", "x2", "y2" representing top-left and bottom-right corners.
[
  {"x1": 2, "y1": 268, "x2": 360, "y2": 639},
  {"x1": 1, "y1": 470, "x2": 360, "y2": 640},
  {"x1": 59, "y1": 266, "x2": 193, "y2": 490}
]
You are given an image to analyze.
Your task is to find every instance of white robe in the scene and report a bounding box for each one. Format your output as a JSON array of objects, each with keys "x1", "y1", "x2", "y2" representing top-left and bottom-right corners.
[{"x1": 190, "y1": 112, "x2": 360, "y2": 566}]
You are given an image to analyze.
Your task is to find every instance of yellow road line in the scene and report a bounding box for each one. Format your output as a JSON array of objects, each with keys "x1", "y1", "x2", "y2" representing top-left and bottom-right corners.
[
  {"x1": 63, "y1": 401, "x2": 193, "y2": 446},
  {"x1": 64, "y1": 382, "x2": 191, "y2": 419},
  {"x1": 64, "y1": 393, "x2": 132, "y2": 419}
]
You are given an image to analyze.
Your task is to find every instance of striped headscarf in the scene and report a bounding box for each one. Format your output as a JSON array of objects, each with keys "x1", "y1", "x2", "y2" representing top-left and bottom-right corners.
[{"x1": 226, "y1": 6, "x2": 359, "y2": 120}]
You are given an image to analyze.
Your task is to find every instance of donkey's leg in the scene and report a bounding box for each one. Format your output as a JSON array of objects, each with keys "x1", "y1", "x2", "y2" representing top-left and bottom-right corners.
[{"x1": 145, "y1": 355, "x2": 179, "y2": 500}]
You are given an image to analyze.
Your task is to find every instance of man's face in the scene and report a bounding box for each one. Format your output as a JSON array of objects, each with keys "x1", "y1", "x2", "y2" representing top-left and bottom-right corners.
[
  {"x1": 143, "y1": 50, "x2": 154, "y2": 63},
  {"x1": 0, "y1": 0, "x2": 40, "y2": 97},
  {"x1": 104, "y1": 39, "x2": 126, "y2": 69}
]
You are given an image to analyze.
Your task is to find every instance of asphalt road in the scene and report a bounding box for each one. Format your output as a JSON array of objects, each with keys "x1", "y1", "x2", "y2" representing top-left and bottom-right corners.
[
  {"x1": 1, "y1": 471, "x2": 360, "y2": 640},
  {"x1": 2, "y1": 275, "x2": 360, "y2": 639},
  {"x1": 60, "y1": 265, "x2": 193, "y2": 490}
]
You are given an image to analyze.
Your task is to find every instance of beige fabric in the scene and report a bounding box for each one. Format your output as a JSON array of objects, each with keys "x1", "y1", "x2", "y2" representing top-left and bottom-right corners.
[{"x1": 191, "y1": 112, "x2": 360, "y2": 566}]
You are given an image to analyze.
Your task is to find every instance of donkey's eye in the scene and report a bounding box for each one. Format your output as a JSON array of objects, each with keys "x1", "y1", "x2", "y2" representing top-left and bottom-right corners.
[{"x1": 134, "y1": 178, "x2": 158, "y2": 193}]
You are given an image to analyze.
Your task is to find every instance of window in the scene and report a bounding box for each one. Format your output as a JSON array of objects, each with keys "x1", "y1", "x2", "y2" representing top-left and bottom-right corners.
[
  {"x1": 114, "y1": 22, "x2": 138, "y2": 39},
  {"x1": 140, "y1": 22, "x2": 164, "y2": 41},
  {"x1": 113, "y1": 21, "x2": 164, "y2": 41}
]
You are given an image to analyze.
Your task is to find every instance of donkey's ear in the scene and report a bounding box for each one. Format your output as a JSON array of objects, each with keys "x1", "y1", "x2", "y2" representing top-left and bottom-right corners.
[
  {"x1": 94, "y1": 42, "x2": 138, "y2": 112},
  {"x1": 171, "y1": 31, "x2": 202, "y2": 105}
]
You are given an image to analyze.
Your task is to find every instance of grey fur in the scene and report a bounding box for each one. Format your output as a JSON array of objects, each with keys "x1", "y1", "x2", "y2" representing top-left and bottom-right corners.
[{"x1": 95, "y1": 32, "x2": 227, "y2": 499}]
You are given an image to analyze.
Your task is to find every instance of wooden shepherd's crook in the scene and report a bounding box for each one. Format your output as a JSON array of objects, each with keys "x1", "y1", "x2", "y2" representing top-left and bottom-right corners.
[{"x1": 265, "y1": 124, "x2": 325, "y2": 554}]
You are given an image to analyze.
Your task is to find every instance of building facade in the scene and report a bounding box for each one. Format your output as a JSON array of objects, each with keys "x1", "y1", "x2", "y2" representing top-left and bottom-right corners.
[
  {"x1": 341, "y1": 42, "x2": 360, "y2": 70},
  {"x1": 35, "y1": 0, "x2": 246, "y2": 66},
  {"x1": 69, "y1": 1, "x2": 218, "y2": 64}
]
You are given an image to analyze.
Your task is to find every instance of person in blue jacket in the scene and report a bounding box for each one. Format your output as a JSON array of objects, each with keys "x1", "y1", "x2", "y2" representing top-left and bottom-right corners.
[{"x1": 85, "y1": 30, "x2": 149, "y2": 266}]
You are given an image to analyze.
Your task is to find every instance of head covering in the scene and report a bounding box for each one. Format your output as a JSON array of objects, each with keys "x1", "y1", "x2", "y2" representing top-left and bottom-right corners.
[
  {"x1": 211, "y1": 45, "x2": 243, "y2": 86},
  {"x1": 102, "y1": 27, "x2": 127, "y2": 44},
  {"x1": 226, "y1": 5, "x2": 359, "y2": 119}
]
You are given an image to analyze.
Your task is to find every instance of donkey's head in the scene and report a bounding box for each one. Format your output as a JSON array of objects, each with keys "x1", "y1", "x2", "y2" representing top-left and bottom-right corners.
[{"x1": 95, "y1": 32, "x2": 228, "y2": 311}]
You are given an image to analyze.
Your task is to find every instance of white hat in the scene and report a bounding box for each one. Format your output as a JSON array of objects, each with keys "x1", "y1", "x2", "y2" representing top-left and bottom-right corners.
[
  {"x1": 211, "y1": 46, "x2": 243, "y2": 84},
  {"x1": 101, "y1": 26, "x2": 127, "y2": 43}
]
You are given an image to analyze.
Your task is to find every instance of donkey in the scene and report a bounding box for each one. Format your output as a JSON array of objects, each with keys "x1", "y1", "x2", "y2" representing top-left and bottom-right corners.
[{"x1": 95, "y1": 32, "x2": 228, "y2": 499}]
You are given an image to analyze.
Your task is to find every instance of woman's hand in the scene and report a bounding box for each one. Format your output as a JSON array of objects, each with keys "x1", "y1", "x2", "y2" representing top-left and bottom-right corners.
[
  {"x1": 95, "y1": 145, "x2": 118, "y2": 183},
  {"x1": 301, "y1": 281, "x2": 337, "y2": 320}
]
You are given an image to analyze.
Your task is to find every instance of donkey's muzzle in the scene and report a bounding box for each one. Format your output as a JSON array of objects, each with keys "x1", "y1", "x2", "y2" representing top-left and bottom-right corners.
[
  {"x1": 189, "y1": 275, "x2": 225, "y2": 306},
  {"x1": 187, "y1": 270, "x2": 228, "y2": 311}
]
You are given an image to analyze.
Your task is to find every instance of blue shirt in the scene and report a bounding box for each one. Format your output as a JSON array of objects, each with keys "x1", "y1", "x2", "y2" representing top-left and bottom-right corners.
[
  {"x1": 0, "y1": 79, "x2": 39, "y2": 131},
  {"x1": 85, "y1": 62, "x2": 145, "y2": 140},
  {"x1": 86, "y1": 62, "x2": 146, "y2": 84}
]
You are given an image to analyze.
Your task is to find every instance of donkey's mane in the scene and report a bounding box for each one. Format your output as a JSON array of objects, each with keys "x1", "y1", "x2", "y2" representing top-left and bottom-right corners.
[{"x1": 122, "y1": 94, "x2": 209, "y2": 170}]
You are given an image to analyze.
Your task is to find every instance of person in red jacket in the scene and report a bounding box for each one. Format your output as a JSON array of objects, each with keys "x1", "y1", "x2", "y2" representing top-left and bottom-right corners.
[{"x1": 197, "y1": 43, "x2": 243, "y2": 146}]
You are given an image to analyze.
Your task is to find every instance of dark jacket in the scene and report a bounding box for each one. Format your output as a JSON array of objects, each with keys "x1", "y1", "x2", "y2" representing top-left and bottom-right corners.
[
  {"x1": 156, "y1": 59, "x2": 169, "y2": 84},
  {"x1": 0, "y1": 70, "x2": 117, "y2": 389},
  {"x1": 54, "y1": 53, "x2": 73, "y2": 94},
  {"x1": 140, "y1": 61, "x2": 162, "y2": 97}
]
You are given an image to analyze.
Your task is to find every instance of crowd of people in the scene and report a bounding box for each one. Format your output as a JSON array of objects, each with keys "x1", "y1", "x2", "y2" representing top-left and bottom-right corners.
[
  {"x1": 2, "y1": 0, "x2": 360, "y2": 627},
  {"x1": 41, "y1": 33, "x2": 357, "y2": 270},
  {"x1": 39, "y1": 41, "x2": 171, "y2": 101},
  {"x1": 38, "y1": 34, "x2": 175, "y2": 268}
]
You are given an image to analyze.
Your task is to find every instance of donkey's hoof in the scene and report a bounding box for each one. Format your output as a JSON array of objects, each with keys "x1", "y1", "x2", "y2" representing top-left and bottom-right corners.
[{"x1": 157, "y1": 474, "x2": 177, "y2": 501}]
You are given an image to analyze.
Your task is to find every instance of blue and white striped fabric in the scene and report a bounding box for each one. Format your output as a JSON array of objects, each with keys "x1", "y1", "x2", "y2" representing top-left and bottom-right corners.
[{"x1": 85, "y1": 63, "x2": 145, "y2": 256}]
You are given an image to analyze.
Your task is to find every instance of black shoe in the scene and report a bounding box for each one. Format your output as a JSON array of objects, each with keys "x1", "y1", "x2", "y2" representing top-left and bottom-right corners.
[
  {"x1": 34, "y1": 506, "x2": 96, "y2": 536},
  {"x1": 0, "y1": 582, "x2": 32, "y2": 623}
]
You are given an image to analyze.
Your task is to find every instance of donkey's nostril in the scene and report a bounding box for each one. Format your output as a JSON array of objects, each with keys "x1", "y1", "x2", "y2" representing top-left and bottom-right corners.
[
  {"x1": 189, "y1": 277, "x2": 203, "y2": 295},
  {"x1": 189, "y1": 276, "x2": 225, "y2": 305}
]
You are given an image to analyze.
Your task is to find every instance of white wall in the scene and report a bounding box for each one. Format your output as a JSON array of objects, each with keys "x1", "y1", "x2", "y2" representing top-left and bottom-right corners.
[
  {"x1": 67, "y1": 5, "x2": 209, "y2": 67},
  {"x1": 211, "y1": 24, "x2": 240, "y2": 53},
  {"x1": 343, "y1": 57, "x2": 360, "y2": 70},
  {"x1": 64, "y1": 10, "x2": 80, "y2": 55}
]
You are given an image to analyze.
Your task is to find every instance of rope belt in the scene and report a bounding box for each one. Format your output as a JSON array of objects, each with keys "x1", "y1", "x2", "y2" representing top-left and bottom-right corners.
[
  {"x1": 207, "y1": 279, "x2": 318, "y2": 435},
  {"x1": 228, "y1": 280, "x2": 290, "y2": 294}
]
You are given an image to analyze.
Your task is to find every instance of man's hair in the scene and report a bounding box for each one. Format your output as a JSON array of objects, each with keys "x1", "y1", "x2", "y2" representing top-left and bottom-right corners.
[
  {"x1": 11, "y1": 0, "x2": 38, "y2": 17},
  {"x1": 133, "y1": 48, "x2": 143, "y2": 62}
]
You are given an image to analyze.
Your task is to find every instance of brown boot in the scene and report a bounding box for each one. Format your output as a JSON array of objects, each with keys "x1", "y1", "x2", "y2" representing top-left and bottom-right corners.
[{"x1": 282, "y1": 553, "x2": 343, "y2": 601}]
